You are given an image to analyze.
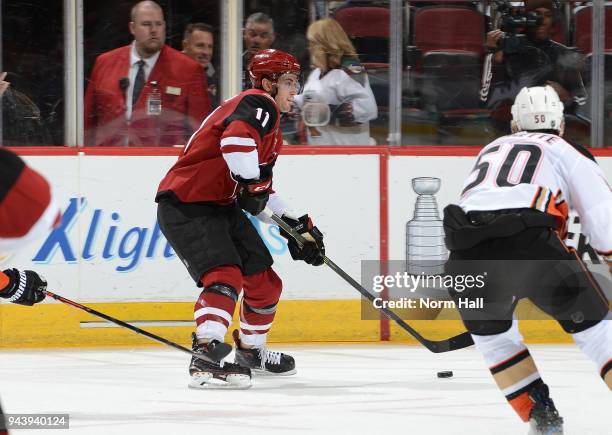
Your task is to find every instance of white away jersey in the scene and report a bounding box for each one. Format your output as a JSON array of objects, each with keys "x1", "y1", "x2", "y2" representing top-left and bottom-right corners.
[
  {"x1": 294, "y1": 66, "x2": 378, "y2": 145},
  {"x1": 459, "y1": 131, "x2": 612, "y2": 256}
]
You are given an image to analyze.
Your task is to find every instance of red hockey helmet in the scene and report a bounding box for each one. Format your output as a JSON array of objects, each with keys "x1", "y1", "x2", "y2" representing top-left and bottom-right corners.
[{"x1": 248, "y1": 49, "x2": 301, "y2": 89}]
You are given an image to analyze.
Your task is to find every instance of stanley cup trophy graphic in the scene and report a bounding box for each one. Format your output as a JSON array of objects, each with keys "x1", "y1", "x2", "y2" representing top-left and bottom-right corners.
[{"x1": 405, "y1": 177, "x2": 448, "y2": 288}]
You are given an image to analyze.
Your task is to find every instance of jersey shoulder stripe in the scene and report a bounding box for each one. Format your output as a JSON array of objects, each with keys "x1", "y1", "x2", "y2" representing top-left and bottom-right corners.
[{"x1": 224, "y1": 94, "x2": 278, "y2": 141}]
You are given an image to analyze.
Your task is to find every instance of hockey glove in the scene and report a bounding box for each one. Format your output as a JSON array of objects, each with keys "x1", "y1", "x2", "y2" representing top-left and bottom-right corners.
[
  {"x1": 236, "y1": 177, "x2": 272, "y2": 216},
  {"x1": 0, "y1": 269, "x2": 47, "y2": 306},
  {"x1": 279, "y1": 214, "x2": 325, "y2": 266}
]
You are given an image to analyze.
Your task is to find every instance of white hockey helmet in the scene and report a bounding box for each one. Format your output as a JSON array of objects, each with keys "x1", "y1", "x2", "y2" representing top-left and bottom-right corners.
[{"x1": 511, "y1": 85, "x2": 564, "y2": 133}]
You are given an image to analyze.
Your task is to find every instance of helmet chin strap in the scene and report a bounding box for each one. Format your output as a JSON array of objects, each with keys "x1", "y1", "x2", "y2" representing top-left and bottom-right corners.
[{"x1": 511, "y1": 121, "x2": 519, "y2": 134}]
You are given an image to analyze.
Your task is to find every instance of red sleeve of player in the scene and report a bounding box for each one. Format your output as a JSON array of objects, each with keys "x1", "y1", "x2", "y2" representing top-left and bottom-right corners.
[
  {"x1": 220, "y1": 120, "x2": 263, "y2": 180},
  {"x1": 0, "y1": 150, "x2": 61, "y2": 251},
  {"x1": 0, "y1": 165, "x2": 60, "y2": 240}
]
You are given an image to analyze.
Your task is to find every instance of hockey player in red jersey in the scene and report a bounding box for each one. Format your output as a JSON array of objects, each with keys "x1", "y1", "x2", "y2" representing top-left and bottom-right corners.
[
  {"x1": 0, "y1": 148, "x2": 59, "y2": 305},
  {"x1": 0, "y1": 148, "x2": 62, "y2": 434},
  {"x1": 443, "y1": 86, "x2": 611, "y2": 434},
  {"x1": 156, "y1": 49, "x2": 325, "y2": 389}
]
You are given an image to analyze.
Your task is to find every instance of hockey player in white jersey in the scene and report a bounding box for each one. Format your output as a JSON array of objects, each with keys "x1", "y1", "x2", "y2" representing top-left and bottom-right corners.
[{"x1": 443, "y1": 86, "x2": 611, "y2": 435}]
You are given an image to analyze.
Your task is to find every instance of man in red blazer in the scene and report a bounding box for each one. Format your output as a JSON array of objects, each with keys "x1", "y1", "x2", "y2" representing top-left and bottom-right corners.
[{"x1": 84, "y1": 1, "x2": 211, "y2": 147}]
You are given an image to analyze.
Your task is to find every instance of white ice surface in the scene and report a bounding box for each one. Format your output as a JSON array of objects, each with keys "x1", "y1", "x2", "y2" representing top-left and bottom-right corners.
[{"x1": 0, "y1": 344, "x2": 609, "y2": 435}]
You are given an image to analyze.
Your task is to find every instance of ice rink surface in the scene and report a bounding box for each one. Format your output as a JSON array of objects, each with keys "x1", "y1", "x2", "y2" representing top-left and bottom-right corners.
[{"x1": 0, "y1": 344, "x2": 609, "y2": 435}]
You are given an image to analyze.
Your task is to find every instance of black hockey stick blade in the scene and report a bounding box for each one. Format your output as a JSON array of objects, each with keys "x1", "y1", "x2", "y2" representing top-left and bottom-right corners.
[
  {"x1": 43, "y1": 290, "x2": 232, "y2": 363},
  {"x1": 264, "y1": 208, "x2": 474, "y2": 353}
]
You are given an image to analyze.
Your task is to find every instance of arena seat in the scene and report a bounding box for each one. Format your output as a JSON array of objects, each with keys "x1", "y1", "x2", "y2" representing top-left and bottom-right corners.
[
  {"x1": 414, "y1": 6, "x2": 484, "y2": 55},
  {"x1": 413, "y1": 6, "x2": 485, "y2": 112},
  {"x1": 574, "y1": 5, "x2": 612, "y2": 54},
  {"x1": 334, "y1": 6, "x2": 390, "y2": 63}
]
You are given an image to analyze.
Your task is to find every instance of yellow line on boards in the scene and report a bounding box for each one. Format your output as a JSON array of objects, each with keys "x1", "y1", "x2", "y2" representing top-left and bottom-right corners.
[{"x1": 0, "y1": 299, "x2": 589, "y2": 348}]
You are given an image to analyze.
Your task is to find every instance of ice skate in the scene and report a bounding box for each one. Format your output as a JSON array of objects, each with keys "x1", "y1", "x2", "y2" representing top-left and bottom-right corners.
[
  {"x1": 527, "y1": 384, "x2": 564, "y2": 435},
  {"x1": 232, "y1": 330, "x2": 296, "y2": 376},
  {"x1": 188, "y1": 333, "x2": 252, "y2": 390}
]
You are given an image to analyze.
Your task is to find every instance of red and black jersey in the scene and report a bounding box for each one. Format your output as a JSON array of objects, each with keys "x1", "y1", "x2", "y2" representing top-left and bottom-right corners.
[
  {"x1": 156, "y1": 88, "x2": 282, "y2": 204},
  {"x1": 0, "y1": 148, "x2": 61, "y2": 251}
]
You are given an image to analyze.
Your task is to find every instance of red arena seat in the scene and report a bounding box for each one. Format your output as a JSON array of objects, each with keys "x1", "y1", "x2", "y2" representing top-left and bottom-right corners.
[
  {"x1": 334, "y1": 6, "x2": 390, "y2": 38},
  {"x1": 574, "y1": 5, "x2": 612, "y2": 53},
  {"x1": 414, "y1": 6, "x2": 484, "y2": 55},
  {"x1": 334, "y1": 6, "x2": 390, "y2": 63}
]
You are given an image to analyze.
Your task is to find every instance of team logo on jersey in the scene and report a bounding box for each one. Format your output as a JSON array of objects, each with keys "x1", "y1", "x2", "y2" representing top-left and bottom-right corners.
[{"x1": 347, "y1": 63, "x2": 363, "y2": 74}]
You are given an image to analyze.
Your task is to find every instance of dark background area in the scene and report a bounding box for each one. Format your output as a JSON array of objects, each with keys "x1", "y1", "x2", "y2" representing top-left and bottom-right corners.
[{"x1": 0, "y1": 0, "x2": 311, "y2": 145}]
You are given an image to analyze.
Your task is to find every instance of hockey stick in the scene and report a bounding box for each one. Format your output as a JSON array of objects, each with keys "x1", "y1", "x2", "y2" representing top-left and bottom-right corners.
[
  {"x1": 264, "y1": 208, "x2": 474, "y2": 353},
  {"x1": 43, "y1": 290, "x2": 232, "y2": 363}
]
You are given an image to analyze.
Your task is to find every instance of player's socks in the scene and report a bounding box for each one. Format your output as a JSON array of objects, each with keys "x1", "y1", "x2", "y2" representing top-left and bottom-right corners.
[{"x1": 572, "y1": 320, "x2": 612, "y2": 390}]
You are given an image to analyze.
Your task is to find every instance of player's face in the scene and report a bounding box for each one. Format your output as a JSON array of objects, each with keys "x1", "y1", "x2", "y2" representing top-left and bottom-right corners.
[
  {"x1": 130, "y1": 6, "x2": 166, "y2": 57},
  {"x1": 183, "y1": 30, "x2": 214, "y2": 68},
  {"x1": 274, "y1": 73, "x2": 300, "y2": 113},
  {"x1": 244, "y1": 22, "x2": 275, "y2": 57}
]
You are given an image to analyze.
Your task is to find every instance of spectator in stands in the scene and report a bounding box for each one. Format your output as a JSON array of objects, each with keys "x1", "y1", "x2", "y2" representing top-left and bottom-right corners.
[
  {"x1": 1, "y1": 72, "x2": 52, "y2": 146},
  {"x1": 242, "y1": 12, "x2": 276, "y2": 89},
  {"x1": 0, "y1": 72, "x2": 9, "y2": 97},
  {"x1": 84, "y1": 1, "x2": 210, "y2": 146},
  {"x1": 182, "y1": 23, "x2": 219, "y2": 109},
  {"x1": 482, "y1": 0, "x2": 586, "y2": 134},
  {"x1": 294, "y1": 18, "x2": 377, "y2": 145}
]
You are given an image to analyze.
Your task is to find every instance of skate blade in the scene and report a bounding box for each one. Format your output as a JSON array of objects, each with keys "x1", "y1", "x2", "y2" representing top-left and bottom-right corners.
[
  {"x1": 528, "y1": 423, "x2": 563, "y2": 435},
  {"x1": 527, "y1": 430, "x2": 563, "y2": 435},
  {"x1": 188, "y1": 372, "x2": 252, "y2": 390},
  {"x1": 252, "y1": 368, "x2": 297, "y2": 377},
  {"x1": 527, "y1": 429, "x2": 563, "y2": 435}
]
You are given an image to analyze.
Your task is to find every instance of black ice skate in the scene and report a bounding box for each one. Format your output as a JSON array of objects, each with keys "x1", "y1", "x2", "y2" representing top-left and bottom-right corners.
[
  {"x1": 188, "y1": 333, "x2": 252, "y2": 389},
  {"x1": 527, "y1": 383, "x2": 564, "y2": 435},
  {"x1": 232, "y1": 330, "x2": 296, "y2": 376}
]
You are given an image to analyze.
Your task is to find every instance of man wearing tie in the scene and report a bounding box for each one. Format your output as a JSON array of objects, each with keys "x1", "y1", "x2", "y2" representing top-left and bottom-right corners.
[{"x1": 84, "y1": 1, "x2": 210, "y2": 146}]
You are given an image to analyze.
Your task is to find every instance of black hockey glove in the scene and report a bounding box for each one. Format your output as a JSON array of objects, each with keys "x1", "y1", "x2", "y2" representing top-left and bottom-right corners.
[
  {"x1": 329, "y1": 102, "x2": 356, "y2": 126},
  {"x1": 0, "y1": 269, "x2": 47, "y2": 306},
  {"x1": 279, "y1": 214, "x2": 325, "y2": 266},
  {"x1": 236, "y1": 177, "x2": 272, "y2": 216}
]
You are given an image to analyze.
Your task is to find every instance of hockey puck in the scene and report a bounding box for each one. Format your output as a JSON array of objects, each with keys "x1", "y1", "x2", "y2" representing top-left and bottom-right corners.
[{"x1": 437, "y1": 370, "x2": 453, "y2": 378}]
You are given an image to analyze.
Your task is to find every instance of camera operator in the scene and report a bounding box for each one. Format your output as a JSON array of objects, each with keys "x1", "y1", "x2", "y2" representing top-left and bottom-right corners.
[{"x1": 482, "y1": 0, "x2": 586, "y2": 134}]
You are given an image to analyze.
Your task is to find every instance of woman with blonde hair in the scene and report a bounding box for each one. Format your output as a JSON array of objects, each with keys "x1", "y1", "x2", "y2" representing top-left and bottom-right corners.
[{"x1": 295, "y1": 18, "x2": 377, "y2": 145}]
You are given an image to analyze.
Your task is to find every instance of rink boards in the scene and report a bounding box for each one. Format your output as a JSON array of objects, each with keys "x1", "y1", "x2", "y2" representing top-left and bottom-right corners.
[{"x1": 1, "y1": 146, "x2": 611, "y2": 348}]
